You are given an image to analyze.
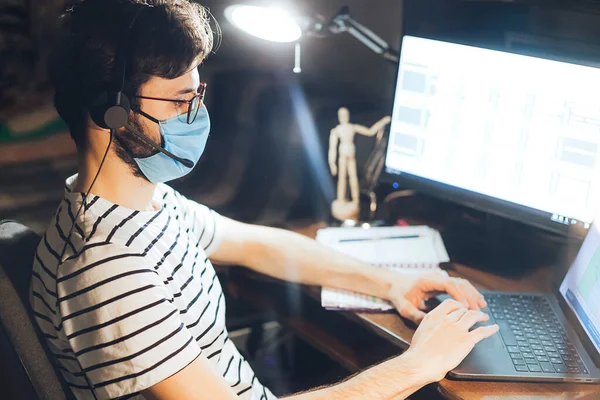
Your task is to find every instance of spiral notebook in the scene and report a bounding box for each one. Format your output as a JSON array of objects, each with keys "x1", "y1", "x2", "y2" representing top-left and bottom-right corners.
[{"x1": 317, "y1": 225, "x2": 450, "y2": 311}]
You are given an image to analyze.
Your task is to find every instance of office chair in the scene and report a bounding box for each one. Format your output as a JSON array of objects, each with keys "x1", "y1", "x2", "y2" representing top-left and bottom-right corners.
[{"x1": 0, "y1": 219, "x2": 71, "y2": 400}]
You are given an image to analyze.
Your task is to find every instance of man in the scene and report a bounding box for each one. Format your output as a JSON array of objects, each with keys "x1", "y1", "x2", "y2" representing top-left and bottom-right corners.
[{"x1": 30, "y1": 1, "x2": 499, "y2": 399}]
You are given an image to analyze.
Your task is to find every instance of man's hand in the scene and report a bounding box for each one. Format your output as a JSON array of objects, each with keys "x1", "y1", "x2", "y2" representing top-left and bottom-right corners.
[
  {"x1": 404, "y1": 298, "x2": 499, "y2": 383},
  {"x1": 386, "y1": 270, "x2": 487, "y2": 323}
]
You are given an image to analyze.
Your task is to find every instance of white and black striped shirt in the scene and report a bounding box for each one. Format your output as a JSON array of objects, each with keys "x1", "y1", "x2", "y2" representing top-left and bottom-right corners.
[{"x1": 30, "y1": 175, "x2": 276, "y2": 400}]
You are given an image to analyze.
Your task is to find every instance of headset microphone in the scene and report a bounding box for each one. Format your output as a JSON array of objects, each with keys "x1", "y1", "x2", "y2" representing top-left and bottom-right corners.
[
  {"x1": 124, "y1": 122, "x2": 194, "y2": 168},
  {"x1": 86, "y1": 4, "x2": 195, "y2": 169}
]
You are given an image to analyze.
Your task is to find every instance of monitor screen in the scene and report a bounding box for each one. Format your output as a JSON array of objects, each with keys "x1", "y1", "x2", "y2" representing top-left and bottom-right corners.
[
  {"x1": 385, "y1": 35, "x2": 600, "y2": 233},
  {"x1": 560, "y1": 221, "x2": 600, "y2": 354}
]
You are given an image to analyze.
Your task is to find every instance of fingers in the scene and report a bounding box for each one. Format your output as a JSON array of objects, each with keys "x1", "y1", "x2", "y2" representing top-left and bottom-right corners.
[
  {"x1": 440, "y1": 278, "x2": 469, "y2": 308},
  {"x1": 431, "y1": 298, "x2": 465, "y2": 316},
  {"x1": 454, "y1": 279, "x2": 483, "y2": 311},
  {"x1": 415, "y1": 272, "x2": 469, "y2": 308},
  {"x1": 447, "y1": 307, "x2": 469, "y2": 323},
  {"x1": 423, "y1": 273, "x2": 485, "y2": 310},
  {"x1": 470, "y1": 324, "x2": 500, "y2": 343},
  {"x1": 458, "y1": 278, "x2": 487, "y2": 309},
  {"x1": 457, "y1": 310, "x2": 489, "y2": 329},
  {"x1": 397, "y1": 299, "x2": 426, "y2": 323},
  {"x1": 455, "y1": 279, "x2": 478, "y2": 310}
]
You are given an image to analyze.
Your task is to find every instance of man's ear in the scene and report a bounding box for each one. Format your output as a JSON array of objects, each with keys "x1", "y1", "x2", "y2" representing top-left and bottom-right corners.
[
  {"x1": 86, "y1": 113, "x2": 110, "y2": 135},
  {"x1": 83, "y1": 113, "x2": 115, "y2": 153}
]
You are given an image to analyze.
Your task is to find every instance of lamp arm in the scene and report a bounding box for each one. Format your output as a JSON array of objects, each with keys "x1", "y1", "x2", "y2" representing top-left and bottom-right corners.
[{"x1": 329, "y1": 7, "x2": 399, "y2": 64}]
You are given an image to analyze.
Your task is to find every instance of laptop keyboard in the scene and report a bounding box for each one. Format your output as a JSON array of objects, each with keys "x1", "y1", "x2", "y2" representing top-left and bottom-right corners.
[{"x1": 487, "y1": 294, "x2": 589, "y2": 375}]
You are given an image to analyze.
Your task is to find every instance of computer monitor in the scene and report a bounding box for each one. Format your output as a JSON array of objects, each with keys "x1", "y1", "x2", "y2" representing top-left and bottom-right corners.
[{"x1": 384, "y1": 34, "x2": 600, "y2": 236}]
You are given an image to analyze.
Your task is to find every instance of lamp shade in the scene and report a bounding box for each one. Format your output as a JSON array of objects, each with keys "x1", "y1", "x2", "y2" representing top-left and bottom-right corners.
[{"x1": 224, "y1": 4, "x2": 302, "y2": 42}]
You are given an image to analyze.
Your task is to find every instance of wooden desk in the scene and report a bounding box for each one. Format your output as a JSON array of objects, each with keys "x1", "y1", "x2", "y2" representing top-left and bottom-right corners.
[{"x1": 227, "y1": 223, "x2": 600, "y2": 400}]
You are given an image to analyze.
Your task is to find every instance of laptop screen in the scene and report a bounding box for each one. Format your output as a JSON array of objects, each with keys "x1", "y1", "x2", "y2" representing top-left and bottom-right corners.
[{"x1": 560, "y1": 222, "x2": 600, "y2": 354}]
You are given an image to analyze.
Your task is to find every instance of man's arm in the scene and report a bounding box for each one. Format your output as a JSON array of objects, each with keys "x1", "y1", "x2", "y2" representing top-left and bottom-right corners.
[
  {"x1": 284, "y1": 350, "x2": 428, "y2": 399},
  {"x1": 144, "y1": 346, "x2": 428, "y2": 400},
  {"x1": 210, "y1": 218, "x2": 394, "y2": 302},
  {"x1": 143, "y1": 356, "x2": 238, "y2": 400},
  {"x1": 209, "y1": 218, "x2": 486, "y2": 322},
  {"x1": 143, "y1": 300, "x2": 498, "y2": 400}
]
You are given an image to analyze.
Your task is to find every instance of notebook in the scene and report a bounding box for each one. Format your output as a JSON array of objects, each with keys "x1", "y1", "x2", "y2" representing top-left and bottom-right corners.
[{"x1": 317, "y1": 225, "x2": 450, "y2": 311}]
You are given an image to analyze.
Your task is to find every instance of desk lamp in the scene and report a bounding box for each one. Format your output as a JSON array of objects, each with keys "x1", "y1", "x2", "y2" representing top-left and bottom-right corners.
[
  {"x1": 224, "y1": 4, "x2": 399, "y2": 73},
  {"x1": 225, "y1": 4, "x2": 396, "y2": 223}
]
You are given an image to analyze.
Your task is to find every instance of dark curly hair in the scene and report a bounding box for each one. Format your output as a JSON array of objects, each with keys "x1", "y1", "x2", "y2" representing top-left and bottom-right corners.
[{"x1": 48, "y1": 0, "x2": 214, "y2": 149}]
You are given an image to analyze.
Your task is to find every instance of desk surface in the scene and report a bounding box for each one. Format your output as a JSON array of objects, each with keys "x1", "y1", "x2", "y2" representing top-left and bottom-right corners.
[{"x1": 284, "y1": 223, "x2": 600, "y2": 400}]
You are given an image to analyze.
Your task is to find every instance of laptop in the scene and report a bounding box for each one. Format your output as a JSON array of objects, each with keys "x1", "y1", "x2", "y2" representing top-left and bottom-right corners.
[{"x1": 446, "y1": 222, "x2": 600, "y2": 383}]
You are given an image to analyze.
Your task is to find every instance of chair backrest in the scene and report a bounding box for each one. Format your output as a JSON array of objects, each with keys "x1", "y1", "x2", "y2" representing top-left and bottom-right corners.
[{"x1": 0, "y1": 220, "x2": 71, "y2": 400}]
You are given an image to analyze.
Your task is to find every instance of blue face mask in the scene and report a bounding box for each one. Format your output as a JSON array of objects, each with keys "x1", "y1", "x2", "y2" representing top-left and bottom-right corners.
[{"x1": 134, "y1": 106, "x2": 210, "y2": 184}]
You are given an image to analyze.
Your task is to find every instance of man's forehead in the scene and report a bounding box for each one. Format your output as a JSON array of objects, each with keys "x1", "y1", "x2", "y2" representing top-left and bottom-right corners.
[{"x1": 140, "y1": 68, "x2": 200, "y2": 97}]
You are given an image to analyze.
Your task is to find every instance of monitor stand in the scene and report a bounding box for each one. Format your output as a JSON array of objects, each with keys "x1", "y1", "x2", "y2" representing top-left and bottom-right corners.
[{"x1": 380, "y1": 192, "x2": 583, "y2": 278}]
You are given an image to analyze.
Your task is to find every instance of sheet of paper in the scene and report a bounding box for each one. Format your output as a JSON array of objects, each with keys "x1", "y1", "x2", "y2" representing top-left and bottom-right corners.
[
  {"x1": 317, "y1": 225, "x2": 450, "y2": 311},
  {"x1": 321, "y1": 288, "x2": 394, "y2": 311},
  {"x1": 316, "y1": 225, "x2": 433, "y2": 245},
  {"x1": 317, "y1": 225, "x2": 449, "y2": 266},
  {"x1": 331, "y1": 238, "x2": 439, "y2": 266}
]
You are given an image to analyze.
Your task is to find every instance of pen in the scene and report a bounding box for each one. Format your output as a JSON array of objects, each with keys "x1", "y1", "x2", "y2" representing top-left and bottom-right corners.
[{"x1": 339, "y1": 235, "x2": 420, "y2": 243}]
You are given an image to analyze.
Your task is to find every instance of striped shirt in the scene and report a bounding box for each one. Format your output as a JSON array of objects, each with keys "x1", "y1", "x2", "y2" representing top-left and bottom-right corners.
[{"x1": 30, "y1": 175, "x2": 276, "y2": 400}]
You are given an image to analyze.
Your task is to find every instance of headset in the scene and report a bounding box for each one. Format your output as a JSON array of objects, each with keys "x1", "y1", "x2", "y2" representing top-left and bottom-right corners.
[
  {"x1": 86, "y1": 2, "x2": 194, "y2": 167},
  {"x1": 86, "y1": 5, "x2": 145, "y2": 131}
]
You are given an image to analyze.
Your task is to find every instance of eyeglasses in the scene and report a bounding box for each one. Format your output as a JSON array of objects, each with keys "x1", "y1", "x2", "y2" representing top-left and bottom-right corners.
[{"x1": 133, "y1": 82, "x2": 207, "y2": 124}]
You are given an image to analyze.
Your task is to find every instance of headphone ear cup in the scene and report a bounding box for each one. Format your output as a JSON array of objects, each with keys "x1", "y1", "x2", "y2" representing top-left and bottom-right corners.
[
  {"x1": 88, "y1": 91, "x2": 131, "y2": 130},
  {"x1": 88, "y1": 92, "x2": 110, "y2": 129},
  {"x1": 104, "y1": 93, "x2": 131, "y2": 129}
]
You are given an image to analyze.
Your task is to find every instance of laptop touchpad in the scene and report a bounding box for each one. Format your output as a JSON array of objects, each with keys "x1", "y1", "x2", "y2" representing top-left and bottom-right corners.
[{"x1": 471, "y1": 317, "x2": 504, "y2": 349}]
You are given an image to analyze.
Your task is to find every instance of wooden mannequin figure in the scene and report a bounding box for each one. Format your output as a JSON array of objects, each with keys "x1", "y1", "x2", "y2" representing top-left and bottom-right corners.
[{"x1": 328, "y1": 107, "x2": 391, "y2": 221}]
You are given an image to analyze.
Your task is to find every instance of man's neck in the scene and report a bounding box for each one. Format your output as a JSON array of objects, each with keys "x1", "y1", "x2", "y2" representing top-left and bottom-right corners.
[{"x1": 75, "y1": 150, "x2": 157, "y2": 212}]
